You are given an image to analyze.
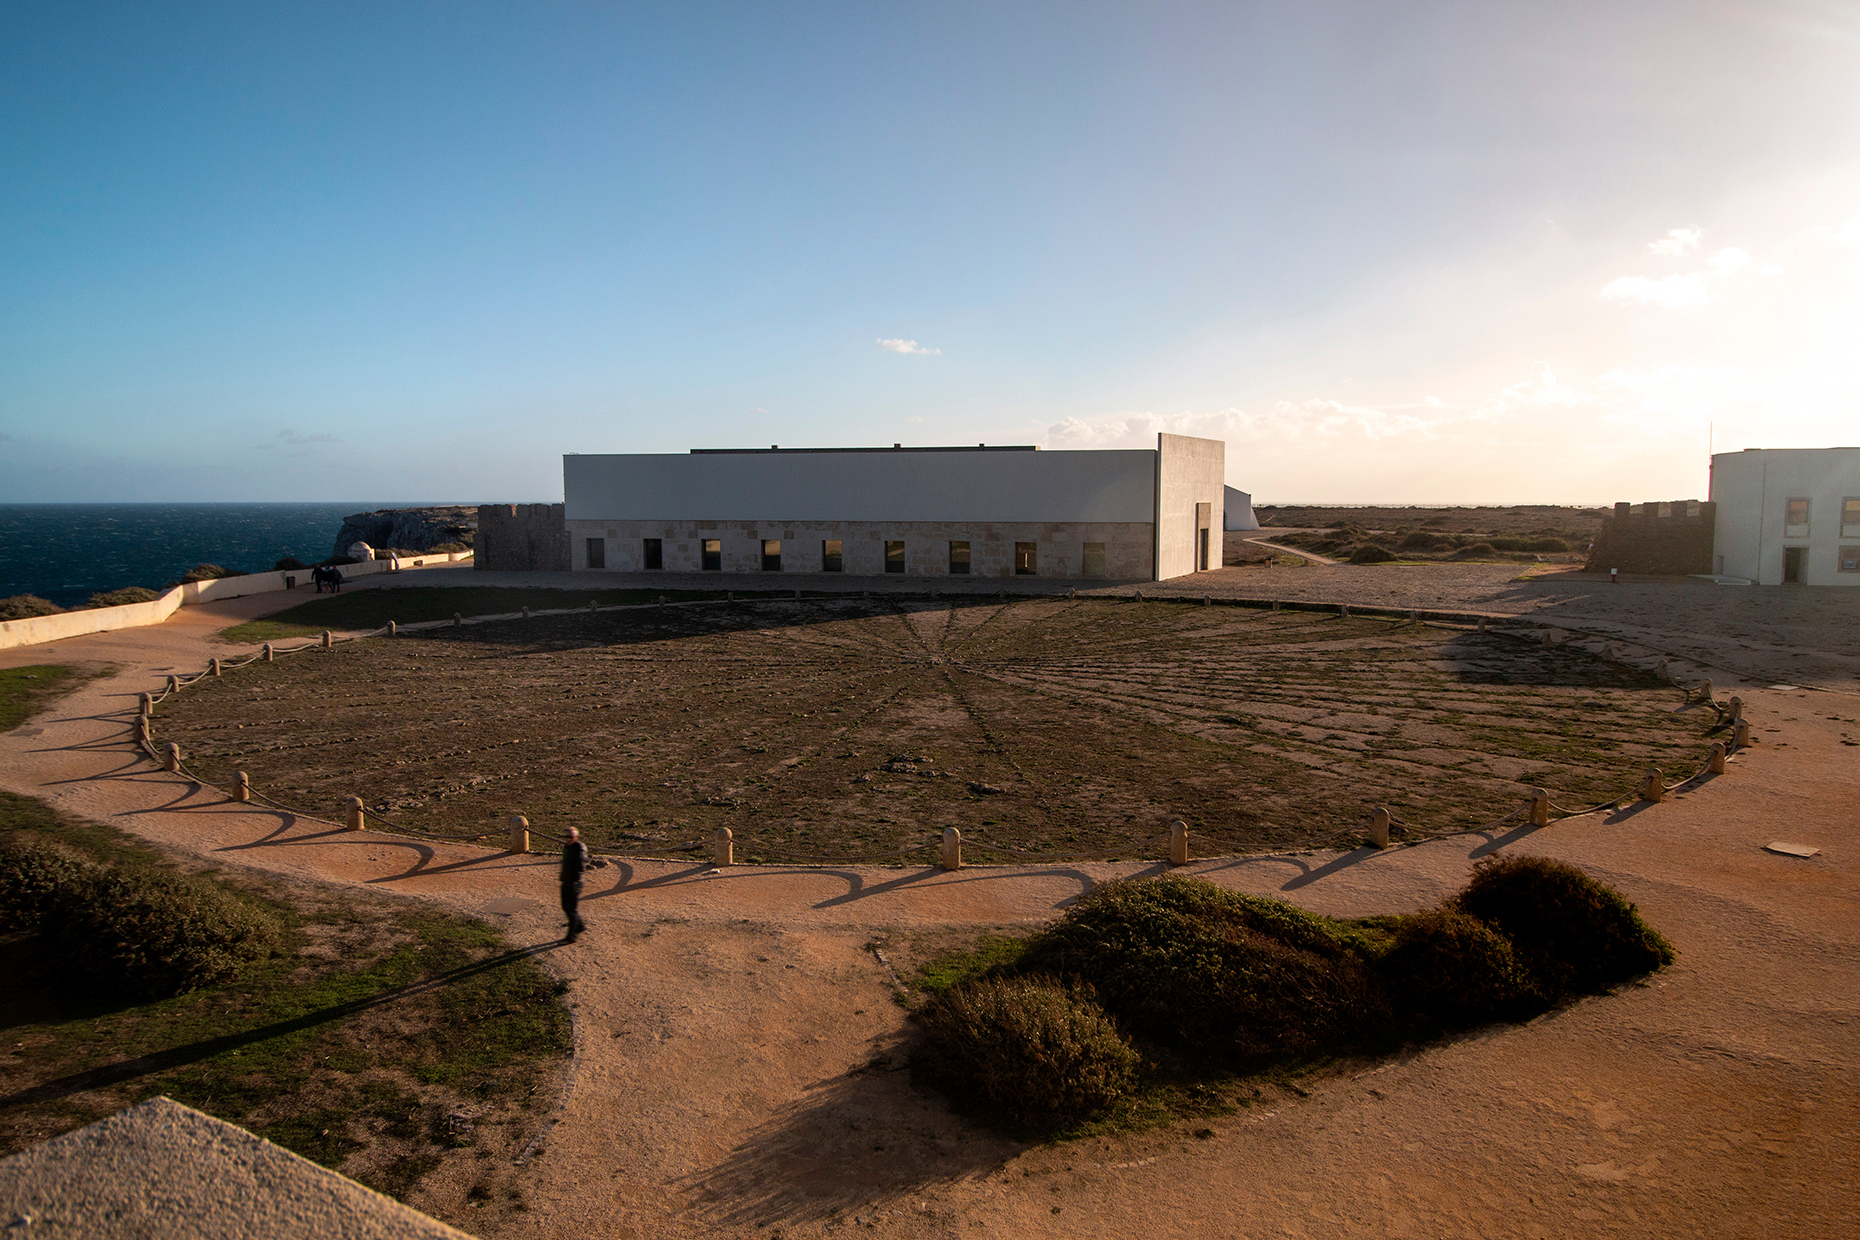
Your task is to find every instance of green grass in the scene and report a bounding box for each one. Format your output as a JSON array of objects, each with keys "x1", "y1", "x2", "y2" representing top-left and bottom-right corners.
[
  {"x1": 912, "y1": 934, "x2": 1030, "y2": 995},
  {"x1": 0, "y1": 665, "x2": 88, "y2": 733},
  {"x1": 0, "y1": 790, "x2": 571, "y2": 1204},
  {"x1": 220, "y1": 586, "x2": 760, "y2": 643}
]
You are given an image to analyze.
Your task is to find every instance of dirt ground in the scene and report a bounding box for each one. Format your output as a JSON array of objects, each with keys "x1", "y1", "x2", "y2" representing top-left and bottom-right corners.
[
  {"x1": 1, "y1": 579, "x2": 1857, "y2": 1239},
  {"x1": 152, "y1": 598, "x2": 1713, "y2": 860}
]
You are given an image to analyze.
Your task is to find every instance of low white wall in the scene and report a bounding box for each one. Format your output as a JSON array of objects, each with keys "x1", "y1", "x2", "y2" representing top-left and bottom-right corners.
[{"x1": 0, "y1": 552, "x2": 473, "y2": 652}]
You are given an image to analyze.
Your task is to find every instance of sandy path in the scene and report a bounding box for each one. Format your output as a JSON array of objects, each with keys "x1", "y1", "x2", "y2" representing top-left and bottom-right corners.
[{"x1": 1, "y1": 592, "x2": 1857, "y2": 1238}]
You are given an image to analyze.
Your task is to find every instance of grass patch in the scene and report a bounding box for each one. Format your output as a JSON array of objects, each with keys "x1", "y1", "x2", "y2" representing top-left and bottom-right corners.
[
  {"x1": 0, "y1": 665, "x2": 87, "y2": 733},
  {"x1": 0, "y1": 790, "x2": 570, "y2": 1223},
  {"x1": 911, "y1": 934, "x2": 1029, "y2": 996},
  {"x1": 218, "y1": 586, "x2": 748, "y2": 643},
  {"x1": 912, "y1": 869, "x2": 1673, "y2": 1138}
]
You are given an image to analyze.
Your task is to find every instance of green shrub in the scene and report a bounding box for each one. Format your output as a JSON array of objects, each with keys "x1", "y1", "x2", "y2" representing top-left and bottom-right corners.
[
  {"x1": 1348, "y1": 544, "x2": 1396, "y2": 564},
  {"x1": 85, "y1": 587, "x2": 162, "y2": 609},
  {"x1": 1396, "y1": 531, "x2": 1449, "y2": 551},
  {"x1": 0, "y1": 837, "x2": 102, "y2": 931},
  {"x1": 1378, "y1": 909, "x2": 1544, "y2": 1026},
  {"x1": 1457, "y1": 856, "x2": 1673, "y2": 998},
  {"x1": 43, "y1": 866, "x2": 284, "y2": 999},
  {"x1": 1488, "y1": 537, "x2": 1569, "y2": 553},
  {"x1": 0, "y1": 595, "x2": 65, "y2": 621},
  {"x1": 1009, "y1": 877, "x2": 1386, "y2": 1060},
  {"x1": 1449, "y1": 543, "x2": 1498, "y2": 560},
  {"x1": 175, "y1": 564, "x2": 245, "y2": 584},
  {"x1": 273, "y1": 557, "x2": 309, "y2": 572},
  {"x1": 913, "y1": 977, "x2": 1139, "y2": 1127}
]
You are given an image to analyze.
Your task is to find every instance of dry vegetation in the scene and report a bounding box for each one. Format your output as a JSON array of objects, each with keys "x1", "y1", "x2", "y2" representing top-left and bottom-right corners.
[{"x1": 153, "y1": 597, "x2": 1717, "y2": 861}]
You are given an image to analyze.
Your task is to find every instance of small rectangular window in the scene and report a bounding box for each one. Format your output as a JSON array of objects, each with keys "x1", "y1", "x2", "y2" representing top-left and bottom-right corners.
[
  {"x1": 1841, "y1": 546, "x2": 1860, "y2": 573},
  {"x1": 1842, "y1": 498, "x2": 1860, "y2": 537},
  {"x1": 822, "y1": 539, "x2": 842, "y2": 571},
  {"x1": 1015, "y1": 542, "x2": 1037, "y2": 575},
  {"x1": 1785, "y1": 497, "x2": 1810, "y2": 538},
  {"x1": 1082, "y1": 542, "x2": 1107, "y2": 577},
  {"x1": 585, "y1": 537, "x2": 606, "y2": 570},
  {"x1": 762, "y1": 539, "x2": 782, "y2": 571},
  {"x1": 885, "y1": 540, "x2": 905, "y2": 573},
  {"x1": 642, "y1": 538, "x2": 663, "y2": 570},
  {"x1": 948, "y1": 541, "x2": 970, "y2": 574},
  {"x1": 701, "y1": 539, "x2": 722, "y2": 571}
]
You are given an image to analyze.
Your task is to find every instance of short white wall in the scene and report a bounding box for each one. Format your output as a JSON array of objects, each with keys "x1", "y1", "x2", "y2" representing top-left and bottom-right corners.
[{"x1": 0, "y1": 552, "x2": 474, "y2": 652}]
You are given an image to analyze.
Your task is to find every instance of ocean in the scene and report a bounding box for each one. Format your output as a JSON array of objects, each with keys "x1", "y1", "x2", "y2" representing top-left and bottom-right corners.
[{"x1": 0, "y1": 503, "x2": 401, "y2": 609}]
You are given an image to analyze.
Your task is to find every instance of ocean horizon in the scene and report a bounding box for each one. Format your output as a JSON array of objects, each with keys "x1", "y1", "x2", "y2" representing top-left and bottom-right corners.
[{"x1": 0, "y1": 503, "x2": 456, "y2": 609}]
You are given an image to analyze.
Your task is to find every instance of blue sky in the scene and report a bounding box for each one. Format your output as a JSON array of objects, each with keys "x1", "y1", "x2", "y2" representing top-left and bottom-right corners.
[{"x1": 3, "y1": 1, "x2": 1857, "y2": 504}]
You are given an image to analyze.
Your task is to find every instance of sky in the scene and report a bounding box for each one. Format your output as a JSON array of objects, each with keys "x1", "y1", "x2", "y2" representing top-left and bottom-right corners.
[{"x1": 2, "y1": 1, "x2": 1857, "y2": 505}]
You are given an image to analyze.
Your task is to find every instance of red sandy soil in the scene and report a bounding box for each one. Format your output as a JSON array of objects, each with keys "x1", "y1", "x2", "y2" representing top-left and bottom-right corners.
[{"x1": 2, "y1": 583, "x2": 1857, "y2": 1239}]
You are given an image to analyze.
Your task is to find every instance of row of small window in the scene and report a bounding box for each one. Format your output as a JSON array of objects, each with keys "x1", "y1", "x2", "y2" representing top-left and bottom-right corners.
[
  {"x1": 591, "y1": 537, "x2": 1113, "y2": 576},
  {"x1": 1783, "y1": 497, "x2": 1860, "y2": 538}
]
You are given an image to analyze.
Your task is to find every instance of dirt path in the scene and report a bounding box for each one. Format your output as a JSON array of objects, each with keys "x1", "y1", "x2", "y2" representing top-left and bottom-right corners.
[
  {"x1": 1242, "y1": 537, "x2": 1339, "y2": 565},
  {"x1": 1, "y1": 594, "x2": 1857, "y2": 1238}
]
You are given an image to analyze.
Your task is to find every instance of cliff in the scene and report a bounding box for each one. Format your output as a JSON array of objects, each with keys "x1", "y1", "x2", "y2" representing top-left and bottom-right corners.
[{"x1": 332, "y1": 507, "x2": 477, "y2": 560}]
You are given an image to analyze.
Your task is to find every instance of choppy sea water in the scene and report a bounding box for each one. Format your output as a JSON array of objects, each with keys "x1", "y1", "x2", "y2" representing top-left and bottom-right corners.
[{"x1": 0, "y1": 503, "x2": 394, "y2": 609}]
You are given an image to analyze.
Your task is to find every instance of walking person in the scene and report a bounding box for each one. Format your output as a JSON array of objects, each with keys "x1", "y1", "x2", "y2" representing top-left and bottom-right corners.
[{"x1": 560, "y1": 826, "x2": 589, "y2": 943}]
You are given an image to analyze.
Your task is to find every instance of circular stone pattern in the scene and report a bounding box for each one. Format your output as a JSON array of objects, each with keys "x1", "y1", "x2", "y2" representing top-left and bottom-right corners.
[{"x1": 160, "y1": 597, "x2": 1714, "y2": 860}]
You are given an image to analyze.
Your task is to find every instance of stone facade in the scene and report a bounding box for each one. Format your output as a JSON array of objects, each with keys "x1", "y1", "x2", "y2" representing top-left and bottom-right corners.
[
  {"x1": 563, "y1": 519, "x2": 1156, "y2": 579},
  {"x1": 1583, "y1": 501, "x2": 1716, "y2": 576},
  {"x1": 476, "y1": 504, "x2": 570, "y2": 572}
]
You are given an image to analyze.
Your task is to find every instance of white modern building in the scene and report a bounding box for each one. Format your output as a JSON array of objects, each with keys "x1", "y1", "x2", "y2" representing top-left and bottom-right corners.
[
  {"x1": 561, "y1": 434, "x2": 1226, "y2": 581},
  {"x1": 1710, "y1": 447, "x2": 1860, "y2": 585}
]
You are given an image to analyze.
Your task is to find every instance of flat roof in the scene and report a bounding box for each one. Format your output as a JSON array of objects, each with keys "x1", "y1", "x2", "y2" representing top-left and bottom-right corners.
[{"x1": 690, "y1": 444, "x2": 1038, "y2": 454}]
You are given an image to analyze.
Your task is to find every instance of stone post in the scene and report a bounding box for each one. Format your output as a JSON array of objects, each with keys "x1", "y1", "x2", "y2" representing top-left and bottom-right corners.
[
  {"x1": 1477, "y1": 617, "x2": 1486, "y2": 633},
  {"x1": 1657, "y1": 660, "x2": 1670, "y2": 682},
  {"x1": 940, "y1": 827, "x2": 962, "y2": 871},
  {"x1": 1369, "y1": 807, "x2": 1390, "y2": 849},
  {"x1": 1271, "y1": 600, "x2": 1280, "y2": 612},
  {"x1": 1409, "y1": 609, "x2": 1418, "y2": 623},
  {"x1": 1530, "y1": 788, "x2": 1550, "y2": 827},
  {"x1": 1733, "y1": 719, "x2": 1754, "y2": 750},
  {"x1": 235, "y1": 771, "x2": 251, "y2": 803},
  {"x1": 509, "y1": 813, "x2": 530, "y2": 854},
  {"x1": 322, "y1": 630, "x2": 333, "y2": 648},
  {"x1": 453, "y1": 612, "x2": 462, "y2": 627},
  {"x1": 712, "y1": 826, "x2": 733, "y2": 867},
  {"x1": 1698, "y1": 678, "x2": 1714, "y2": 704},
  {"x1": 1640, "y1": 768, "x2": 1665, "y2": 803},
  {"x1": 1168, "y1": 820, "x2": 1189, "y2": 866},
  {"x1": 1340, "y1": 604, "x2": 1349, "y2": 618},
  {"x1": 346, "y1": 796, "x2": 366, "y2": 831},
  {"x1": 793, "y1": 589, "x2": 801, "y2": 600},
  {"x1": 1709, "y1": 742, "x2": 1727, "y2": 775},
  {"x1": 387, "y1": 621, "x2": 398, "y2": 637},
  {"x1": 263, "y1": 644, "x2": 274, "y2": 662},
  {"x1": 1203, "y1": 596, "x2": 1212, "y2": 607},
  {"x1": 1727, "y1": 695, "x2": 1744, "y2": 721},
  {"x1": 522, "y1": 607, "x2": 530, "y2": 619},
  {"x1": 164, "y1": 742, "x2": 181, "y2": 773},
  {"x1": 210, "y1": 657, "x2": 221, "y2": 677},
  {"x1": 167, "y1": 674, "x2": 179, "y2": 694},
  {"x1": 139, "y1": 692, "x2": 152, "y2": 717}
]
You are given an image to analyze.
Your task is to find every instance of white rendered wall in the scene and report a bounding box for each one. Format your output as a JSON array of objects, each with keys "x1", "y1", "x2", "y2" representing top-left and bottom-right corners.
[
  {"x1": 1155, "y1": 434, "x2": 1226, "y2": 580},
  {"x1": 1223, "y1": 486, "x2": 1260, "y2": 531},
  {"x1": 1710, "y1": 447, "x2": 1860, "y2": 586},
  {"x1": 564, "y1": 448, "x2": 1156, "y2": 524}
]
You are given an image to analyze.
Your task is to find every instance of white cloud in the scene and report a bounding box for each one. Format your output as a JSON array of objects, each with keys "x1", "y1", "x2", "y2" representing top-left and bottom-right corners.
[
  {"x1": 1598, "y1": 272, "x2": 1717, "y2": 307},
  {"x1": 877, "y1": 338, "x2": 940, "y2": 355},
  {"x1": 258, "y1": 428, "x2": 341, "y2": 452},
  {"x1": 1708, "y1": 247, "x2": 1750, "y2": 276},
  {"x1": 1647, "y1": 228, "x2": 1703, "y2": 257},
  {"x1": 1759, "y1": 263, "x2": 1785, "y2": 276},
  {"x1": 1836, "y1": 218, "x2": 1860, "y2": 247}
]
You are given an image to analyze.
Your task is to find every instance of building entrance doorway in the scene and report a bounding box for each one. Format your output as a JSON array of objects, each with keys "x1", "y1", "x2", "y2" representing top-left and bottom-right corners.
[{"x1": 1784, "y1": 546, "x2": 1805, "y2": 583}]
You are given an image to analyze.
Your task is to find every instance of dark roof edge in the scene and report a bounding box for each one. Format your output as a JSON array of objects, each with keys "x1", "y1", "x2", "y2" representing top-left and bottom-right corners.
[{"x1": 689, "y1": 445, "x2": 1040, "y2": 455}]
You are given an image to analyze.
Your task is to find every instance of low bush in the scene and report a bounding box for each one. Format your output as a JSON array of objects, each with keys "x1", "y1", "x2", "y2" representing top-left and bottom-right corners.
[
  {"x1": 273, "y1": 557, "x2": 309, "y2": 572},
  {"x1": 0, "y1": 837, "x2": 101, "y2": 931},
  {"x1": 1449, "y1": 542, "x2": 1497, "y2": 559},
  {"x1": 84, "y1": 587, "x2": 161, "y2": 609},
  {"x1": 1377, "y1": 909, "x2": 1544, "y2": 1026},
  {"x1": 1348, "y1": 544, "x2": 1396, "y2": 564},
  {"x1": 2, "y1": 836, "x2": 282, "y2": 998},
  {"x1": 174, "y1": 564, "x2": 246, "y2": 584},
  {"x1": 1008, "y1": 877, "x2": 1386, "y2": 1060},
  {"x1": 1457, "y1": 856, "x2": 1673, "y2": 998},
  {"x1": 1396, "y1": 531, "x2": 1450, "y2": 551},
  {"x1": 1488, "y1": 537, "x2": 1569, "y2": 553},
  {"x1": 913, "y1": 977, "x2": 1139, "y2": 1127},
  {"x1": 0, "y1": 595, "x2": 65, "y2": 621}
]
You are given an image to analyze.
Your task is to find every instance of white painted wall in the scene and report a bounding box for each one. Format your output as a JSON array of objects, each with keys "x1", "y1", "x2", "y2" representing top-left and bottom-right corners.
[
  {"x1": 1155, "y1": 434, "x2": 1226, "y2": 580},
  {"x1": 1710, "y1": 447, "x2": 1860, "y2": 586},
  {"x1": 564, "y1": 448, "x2": 1156, "y2": 523},
  {"x1": 1223, "y1": 486, "x2": 1259, "y2": 531}
]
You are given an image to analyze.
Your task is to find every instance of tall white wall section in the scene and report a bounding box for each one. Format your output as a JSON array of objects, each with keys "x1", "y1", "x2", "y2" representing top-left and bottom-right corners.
[
  {"x1": 1154, "y1": 434, "x2": 1226, "y2": 581},
  {"x1": 1710, "y1": 447, "x2": 1860, "y2": 586}
]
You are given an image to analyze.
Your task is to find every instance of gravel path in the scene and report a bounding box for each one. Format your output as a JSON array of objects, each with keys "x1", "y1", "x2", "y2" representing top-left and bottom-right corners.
[{"x1": 0, "y1": 586, "x2": 1856, "y2": 1239}]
